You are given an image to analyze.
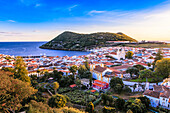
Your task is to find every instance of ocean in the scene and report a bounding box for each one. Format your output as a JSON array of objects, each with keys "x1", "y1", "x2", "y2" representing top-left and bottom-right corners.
[{"x1": 0, "y1": 42, "x2": 90, "y2": 57}]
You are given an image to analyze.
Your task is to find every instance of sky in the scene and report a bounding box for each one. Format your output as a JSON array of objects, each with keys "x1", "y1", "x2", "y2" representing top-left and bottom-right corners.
[{"x1": 0, "y1": 0, "x2": 170, "y2": 41}]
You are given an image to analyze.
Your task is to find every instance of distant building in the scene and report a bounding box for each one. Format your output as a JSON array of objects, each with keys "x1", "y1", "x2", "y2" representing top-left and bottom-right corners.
[{"x1": 92, "y1": 80, "x2": 109, "y2": 90}]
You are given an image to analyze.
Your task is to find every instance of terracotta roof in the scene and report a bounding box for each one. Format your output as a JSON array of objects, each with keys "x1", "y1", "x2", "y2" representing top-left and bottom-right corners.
[
  {"x1": 144, "y1": 90, "x2": 160, "y2": 98},
  {"x1": 70, "y1": 84, "x2": 76, "y2": 88},
  {"x1": 160, "y1": 91, "x2": 170, "y2": 98},
  {"x1": 93, "y1": 65, "x2": 107, "y2": 73},
  {"x1": 110, "y1": 64, "x2": 132, "y2": 70},
  {"x1": 93, "y1": 83, "x2": 104, "y2": 87},
  {"x1": 91, "y1": 90, "x2": 96, "y2": 93}
]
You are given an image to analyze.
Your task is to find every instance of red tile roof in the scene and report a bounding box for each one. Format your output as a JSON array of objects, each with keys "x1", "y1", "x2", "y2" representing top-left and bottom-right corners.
[{"x1": 93, "y1": 65, "x2": 107, "y2": 73}]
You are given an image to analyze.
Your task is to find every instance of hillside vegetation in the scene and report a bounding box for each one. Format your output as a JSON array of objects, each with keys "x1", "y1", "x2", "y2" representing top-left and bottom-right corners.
[{"x1": 40, "y1": 31, "x2": 137, "y2": 51}]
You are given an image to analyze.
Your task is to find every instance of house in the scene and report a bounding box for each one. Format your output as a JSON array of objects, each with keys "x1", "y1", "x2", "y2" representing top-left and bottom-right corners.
[
  {"x1": 143, "y1": 90, "x2": 160, "y2": 107},
  {"x1": 92, "y1": 80, "x2": 109, "y2": 90},
  {"x1": 92, "y1": 65, "x2": 112, "y2": 81},
  {"x1": 143, "y1": 85, "x2": 170, "y2": 109}
]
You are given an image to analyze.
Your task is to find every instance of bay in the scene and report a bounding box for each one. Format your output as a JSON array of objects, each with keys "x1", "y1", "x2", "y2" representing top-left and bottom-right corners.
[{"x1": 0, "y1": 42, "x2": 90, "y2": 57}]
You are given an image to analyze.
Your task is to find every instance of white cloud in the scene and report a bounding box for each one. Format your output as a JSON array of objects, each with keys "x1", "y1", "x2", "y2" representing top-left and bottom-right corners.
[
  {"x1": 8, "y1": 20, "x2": 16, "y2": 22},
  {"x1": 68, "y1": 4, "x2": 78, "y2": 11},
  {"x1": 88, "y1": 10, "x2": 106, "y2": 15}
]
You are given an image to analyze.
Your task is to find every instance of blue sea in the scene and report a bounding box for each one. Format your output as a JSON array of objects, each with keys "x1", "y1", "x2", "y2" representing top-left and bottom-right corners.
[{"x1": 0, "y1": 42, "x2": 90, "y2": 57}]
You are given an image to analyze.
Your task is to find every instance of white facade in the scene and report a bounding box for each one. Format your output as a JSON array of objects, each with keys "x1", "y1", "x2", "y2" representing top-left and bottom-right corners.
[
  {"x1": 144, "y1": 95, "x2": 160, "y2": 107},
  {"x1": 160, "y1": 97, "x2": 169, "y2": 108}
]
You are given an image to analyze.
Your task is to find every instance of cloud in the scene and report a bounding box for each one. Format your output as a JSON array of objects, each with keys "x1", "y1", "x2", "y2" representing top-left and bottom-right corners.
[
  {"x1": 68, "y1": 4, "x2": 78, "y2": 11},
  {"x1": 88, "y1": 10, "x2": 106, "y2": 15},
  {"x1": 35, "y1": 3, "x2": 41, "y2": 7},
  {"x1": 8, "y1": 20, "x2": 16, "y2": 22}
]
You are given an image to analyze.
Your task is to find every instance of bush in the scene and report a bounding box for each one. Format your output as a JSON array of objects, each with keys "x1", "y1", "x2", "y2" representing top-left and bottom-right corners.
[
  {"x1": 48, "y1": 94, "x2": 68, "y2": 108},
  {"x1": 124, "y1": 86, "x2": 132, "y2": 94},
  {"x1": 27, "y1": 100, "x2": 53, "y2": 113}
]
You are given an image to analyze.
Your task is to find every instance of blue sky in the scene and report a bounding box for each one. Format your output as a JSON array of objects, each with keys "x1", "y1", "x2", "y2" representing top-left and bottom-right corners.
[{"x1": 0, "y1": 0, "x2": 170, "y2": 41}]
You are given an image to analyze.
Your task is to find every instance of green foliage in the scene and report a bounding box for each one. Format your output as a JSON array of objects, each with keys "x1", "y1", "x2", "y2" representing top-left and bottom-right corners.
[
  {"x1": 101, "y1": 94, "x2": 113, "y2": 106},
  {"x1": 124, "y1": 99, "x2": 147, "y2": 113},
  {"x1": 0, "y1": 71, "x2": 37, "y2": 112},
  {"x1": 154, "y1": 49, "x2": 163, "y2": 63},
  {"x1": 139, "y1": 69, "x2": 153, "y2": 79},
  {"x1": 155, "y1": 58, "x2": 170, "y2": 78},
  {"x1": 103, "y1": 106, "x2": 116, "y2": 113},
  {"x1": 69, "y1": 65, "x2": 78, "y2": 76},
  {"x1": 124, "y1": 86, "x2": 132, "y2": 94},
  {"x1": 74, "y1": 79, "x2": 81, "y2": 88},
  {"x1": 27, "y1": 100, "x2": 53, "y2": 113},
  {"x1": 109, "y1": 77, "x2": 124, "y2": 94},
  {"x1": 48, "y1": 94, "x2": 68, "y2": 108},
  {"x1": 14, "y1": 56, "x2": 30, "y2": 83},
  {"x1": 58, "y1": 87, "x2": 74, "y2": 94},
  {"x1": 137, "y1": 96, "x2": 150, "y2": 108},
  {"x1": 126, "y1": 67, "x2": 139, "y2": 77},
  {"x1": 125, "y1": 51, "x2": 133, "y2": 59},
  {"x1": 114, "y1": 98, "x2": 125, "y2": 111},
  {"x1": 1, "y1": 67, "x2": 14, "y2": 73},
  {"x1": 63, "y1": 90, "x2": 93, "y2": 106},
  {"x1": 40, "y1": 31, "x2": 137, "y2": 51}
]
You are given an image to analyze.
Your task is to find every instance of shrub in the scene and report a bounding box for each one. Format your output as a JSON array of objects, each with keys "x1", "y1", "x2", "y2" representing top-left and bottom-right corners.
[{"x1": 48, "y1": 94, "x2": 68, "y2": 108}]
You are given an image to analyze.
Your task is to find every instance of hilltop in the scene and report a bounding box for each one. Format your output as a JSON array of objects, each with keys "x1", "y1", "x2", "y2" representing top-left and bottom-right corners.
[{"x1": 40, "y1": 31, "x2": 137, "y2": 51}]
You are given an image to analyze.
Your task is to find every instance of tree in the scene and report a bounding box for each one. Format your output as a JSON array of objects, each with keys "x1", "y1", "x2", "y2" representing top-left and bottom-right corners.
[
  {"x1": 126, "y1": 67, "x2": 139, "y2": 78},
  {"x1": 138, "y1": 96, "x2": 150, "y2": 108},
  {"x1": 139, "y1": 69, "x2": 152, "y2": 79},
  {"x1": 89, "y1": 73, "x2": 92, "y2": 87},
  {"x1": 84, "y1": 59, "x2": 90, "y2": 71},
  {"x1": 74, "y1": 79, "x2": 81, "y2": 89},
  {"x1": 1, "y1": 67, "x2": 14, "y2": 73},
  {"x1": 0, "y1": 71, "x2": 37, "y2": 112},
  {"x1": 124, "y1": 86, "x2": 132, "y2": 94},
  {"x1": 53, "y1": 82, "x2": 59, "y2": 94},
  {"x1": 125, "y1": 99, "x2": 147, "y2": 113},
  {"x1": 14, "y1": 56, "x2": 30, "y2": 83},
  {"x1": 69, "y1": 65, "x2": 78, "y2": 76},
  {"x1": 114, "y1": 98, "x2": 125, "y2": 111},
  {"x1": 147, "y1": 63, "x2": 151, "y2": 67},
  {"x1": 155, "y1": 58, "x2": 170, "y2": 78},
  {"x1": 86, "y1": 102, "x2": 95, "y2": 113},
  {"x1": 115, "y1": 84, "x2": 123, "y2": 94},
  {"x1": 125, "y1": 51, "x2": 133, "y2": 59},
  {"x1": 153, "y1": 49, "x2": 163, "y2": 68},
  {"x1": 78, "y1": 65, "x2": 88, "y2": 78},
  {"x1": 48, "y1": 94, "x2": 68, "y2": 108},
  {"x1": 110, "y1": 77, "x2": 124, "y2": 93},
  {"x1": 27, "y1": 100, "x2": 53, "y2": 113},
  {"x1": 101, "y1": 94, "x2": 108, "y2": 105},
  {"x1": 53, "y1": 70, "x2": 63, "y2": 81}
]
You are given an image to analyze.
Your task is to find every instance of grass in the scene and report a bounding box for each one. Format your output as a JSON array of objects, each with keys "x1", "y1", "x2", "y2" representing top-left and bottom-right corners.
[
  {"x1": 125, "y1": 43, "x2": 170, "y2": 48},
  {"x1": 130, "y1": 78, "x2": 153, "y2": 82}
]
